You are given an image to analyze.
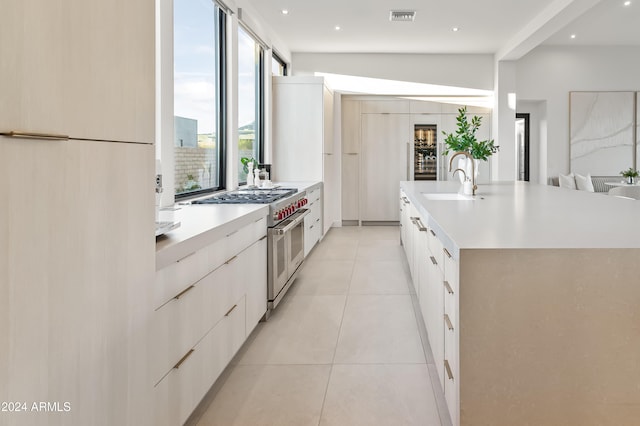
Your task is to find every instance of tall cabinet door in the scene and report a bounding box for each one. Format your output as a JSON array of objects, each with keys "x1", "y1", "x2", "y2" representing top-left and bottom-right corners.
[
  {"x1": 0, "y1": 0, "x2": 154, "y2": 143},
  {"x1": 342, "y1": 100, "x2": 361, "y2": 223},
  {"x1": 361, "y1": 113, "x2": 411, "y2": 222},
  {"x1": 0, "y1": 137, "x2": 155, "y2": 426}
]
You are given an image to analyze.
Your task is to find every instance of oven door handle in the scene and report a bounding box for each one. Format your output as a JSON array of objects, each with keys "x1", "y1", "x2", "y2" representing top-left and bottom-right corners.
[{"x1": 272, "y1": 209, "x2": 310, "y2": 235}]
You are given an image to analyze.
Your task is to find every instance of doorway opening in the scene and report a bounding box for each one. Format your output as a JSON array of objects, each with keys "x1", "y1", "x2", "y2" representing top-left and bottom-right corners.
[{"x1": 516, "y1": 113, "x2": 530, "y2": 181}]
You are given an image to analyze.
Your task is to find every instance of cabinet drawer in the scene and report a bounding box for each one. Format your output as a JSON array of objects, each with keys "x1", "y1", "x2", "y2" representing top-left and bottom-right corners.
[
  {"x1": 155, "y1": 216, "x2": 266, "y2": 308},
  {"x1": 151, "y1": 255, "x2": 245, "y2": 383},
  {"x1": 427, "y1": 229, "x2": 444, "y2": 272},
  {"x1": 155, "y1": 248, "x2": 210, "y2": 309},
  {"x1": 153, "y1": 296, "x2": 246, "y2": 426},
  {"x1": 307, "y1": 187, "x2": 321, "y2": 203},
  {"x1": 444, "y1": 327, "x2": 459, "y2": 426},
  {"x1": 306, "y1": 204, "x2": 321, "y2": 225},
  {"x1": 443, "y1": 248, "x2": 458, "y2": 294},
  {"x1": 209, "y1": 216, "x2": 267, "y2": 270},
  {"x1": 444, "y1": 359, "x2": 458, "y2": 426}
]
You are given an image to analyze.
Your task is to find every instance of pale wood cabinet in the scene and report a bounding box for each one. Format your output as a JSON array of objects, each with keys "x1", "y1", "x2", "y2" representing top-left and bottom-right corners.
[
  {"x1": 272, "y1": 76, "x2": 336, "y2": 234},
  {"x1": 0, "y1": 138, "x2": 155, "y2": 425},
  {"x1": 152, "y1": 218, "x2": 267, "y2": 426},
  {"x1": 361, "y1": 113, "x2": 411, "y2": 222},
  {"x1": 0, "y1": 0, "x2": 154, "y2": 144},
  {"x1": 341, "y1": 99, "x2": 361, "y2": 223}
]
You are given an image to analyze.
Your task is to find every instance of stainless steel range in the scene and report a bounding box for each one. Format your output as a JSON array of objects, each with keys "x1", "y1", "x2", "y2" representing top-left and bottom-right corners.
[{"x1": 193, "y1": 188, "x2": 309, "y2": 315}]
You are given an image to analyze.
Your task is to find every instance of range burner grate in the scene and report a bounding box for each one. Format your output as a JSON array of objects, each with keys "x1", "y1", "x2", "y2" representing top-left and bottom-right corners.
[{"x1": 192, "y1": 188, "x2": 297, "y2": 204}]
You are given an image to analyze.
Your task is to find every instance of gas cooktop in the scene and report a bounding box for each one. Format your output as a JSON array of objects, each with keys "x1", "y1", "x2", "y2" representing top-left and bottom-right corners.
[{"x1": 192, "y1": 188, "x2": 297, "y2": 204}]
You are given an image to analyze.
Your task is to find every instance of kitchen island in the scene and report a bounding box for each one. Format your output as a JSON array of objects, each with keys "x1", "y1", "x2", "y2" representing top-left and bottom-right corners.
[{"x1": 400, "y1": 181, "x2": 640, "y2": 426}]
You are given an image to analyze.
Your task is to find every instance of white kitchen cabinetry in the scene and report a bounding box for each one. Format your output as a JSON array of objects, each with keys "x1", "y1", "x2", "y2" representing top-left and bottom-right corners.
[
  {"x1": 425, "y1": 228, "x2": 446, "y2": 390},
  {"x1": 304, "y1": 184, "x2": 323, "y2": 256},
  {"x1": 361, "y1": 113, "x2": 411, "y2": 222},
  {"x1": 0, "y1": 0, "x2": 154, "y2": 144},
  {"x1": 443, "y1": 249, "x2": 460, "y2": 426},
  {"x1": 0, "y1": 139, "x2": 155, "y2": 426},
  {"x1": 403, "y1": 203, "x2": 459, "y2": 425},
  {"x1": 1, "y1": 0, "x2": 154, "y2": 423},
  {"x1": 272, "y1": 76, "x2": 336, "y2": 235},
  {"x1": 152, "y1": 218, "x2": 267, "y2": 426},
  {"x1": 341, "y1": 99, "x2": 361, "y2": 224}
]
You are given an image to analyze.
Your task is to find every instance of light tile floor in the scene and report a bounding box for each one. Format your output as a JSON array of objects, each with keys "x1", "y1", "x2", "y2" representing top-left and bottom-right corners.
[{"x1": 193, "y1": 226, "x2": 450, "y2": 426}]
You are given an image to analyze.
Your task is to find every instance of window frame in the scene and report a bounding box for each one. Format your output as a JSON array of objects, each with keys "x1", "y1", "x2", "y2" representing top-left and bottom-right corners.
[
  {"x1": 174, "y1": 3, "x2": 227, "y2": 201},
  {"x1": 272, "y1": 52, "x2": 288, "y2": 76},
  {"x1": 237, "y1": 25, "x2": 265, "y2": 184}
]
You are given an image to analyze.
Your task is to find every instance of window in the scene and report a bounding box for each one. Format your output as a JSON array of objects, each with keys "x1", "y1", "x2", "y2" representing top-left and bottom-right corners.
[
  {"x1": 237, "y1": 26, "x2": 264, "y2": 183},
  {"x1": 174, "y1": 0, "x2": 226, "y2": 198},
  {"x1": 272, "y1": 53, "x2": 287, "y2": 76}
]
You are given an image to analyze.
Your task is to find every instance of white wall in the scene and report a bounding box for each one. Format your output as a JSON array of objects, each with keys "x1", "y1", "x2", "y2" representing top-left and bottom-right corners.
[
  {"x1": 515, "y1": 45, "x2": 640, "y2": 181},
  {"x1": 292, "y1": 53, "x2": 494, "y2": 91}
]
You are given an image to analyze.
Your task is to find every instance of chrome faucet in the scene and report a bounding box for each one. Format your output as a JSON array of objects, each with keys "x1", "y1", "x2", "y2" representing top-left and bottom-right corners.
[{"x1": 449, "y1": 151, "x2": 477, "y2": 196}]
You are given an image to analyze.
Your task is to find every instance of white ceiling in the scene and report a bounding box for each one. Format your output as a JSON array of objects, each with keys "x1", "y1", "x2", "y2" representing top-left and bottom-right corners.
[{"x1": 243, "y1": 0, "x2": 640, "y2": 58}]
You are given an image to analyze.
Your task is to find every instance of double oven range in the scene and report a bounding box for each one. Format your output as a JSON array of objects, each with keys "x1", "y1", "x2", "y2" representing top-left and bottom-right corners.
[{"x1": 192, "y1": 188, "x2": 308, "y2": 316}]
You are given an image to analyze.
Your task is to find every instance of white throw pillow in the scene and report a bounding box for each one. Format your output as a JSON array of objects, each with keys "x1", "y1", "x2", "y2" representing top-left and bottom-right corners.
[
  {"x1": 575, "y1": 173, "x2": 595, "y2": 192},
  {"x1": 559, "y1": 173, "x2": 577, "y2": 190}
]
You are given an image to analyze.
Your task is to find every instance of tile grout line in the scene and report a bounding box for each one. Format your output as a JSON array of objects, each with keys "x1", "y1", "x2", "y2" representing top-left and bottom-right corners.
[{"x1": 316, "y1": 230, "x2": 360, "y2": 426}]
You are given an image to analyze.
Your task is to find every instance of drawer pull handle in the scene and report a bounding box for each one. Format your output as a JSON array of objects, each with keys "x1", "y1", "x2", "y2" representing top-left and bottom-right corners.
[
  {"x1": 430, "y1": 230, "x2": 436, "y2": 237},
  {"x1": 225, "y1": 255, "x2": 237, "y2": 265},
  {"x1": 415, "y1": 218, "x2": 427, "y2": 232},
  {"x1": 226, "y1": 229, "x2": 238, "y2": 237},
  {"x1": 316, "y1": 218, "x2": 320, "y2": 223},
  {"x1": 174, "y1": 285, "x2": 195, "y2": 300},
  {"x1": 3, "y1": 130, "x2": 69, "y2": 141},
  {"x1": 444, "y1": 314, "x2": 454, "y2": 331},
  {"x1": 177, "y1": 251, "x2": 196, "y2": 263},
  {"x1": 173, "y1": 349, "x2": 195, "y2": 370},
  {"x1": 444, "y1": 248, "x2": 452, "y2": 258},
  {"x1": 259, "y1": 235, "x2": 267, "y2": 241},
  {"x1": 444, "y1": 360, "x2": 454, "y2": 381},
  {"x1": 310, "y1": 225, "x2": 314, "y2": 229},
  {"x1": 430, "y1": 256, "x2": 437, "y2": 265},
  {"x1": 224, "y1": 304, "x2": 238, "y2": 316},
  {"x1": 443, "y1": 280, "x2": 454, "y2": 294}
]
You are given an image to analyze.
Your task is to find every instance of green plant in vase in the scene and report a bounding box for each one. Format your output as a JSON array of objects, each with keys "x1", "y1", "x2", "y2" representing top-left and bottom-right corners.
[
  {"x1": 442, "y1": 106, "x2": 498, "y2": 183},
  {"x1": 240, "y1": 157, "x2": 256, "y2": 175},
  {"x1": 620, "y1": 167, "x2": 639, "y2": 184},
  {"x1": 442, "y1": 106, "x2": 498, "y2": 160}
]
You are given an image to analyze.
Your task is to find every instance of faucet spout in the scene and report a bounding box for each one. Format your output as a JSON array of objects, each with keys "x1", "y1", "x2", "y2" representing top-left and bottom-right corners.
[{"x1": 448, "y1": 151, "x2": 478, "y2": 196}]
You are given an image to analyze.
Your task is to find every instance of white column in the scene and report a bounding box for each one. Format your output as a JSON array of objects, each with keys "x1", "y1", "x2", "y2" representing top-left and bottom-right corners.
[{"x1": 491, "y1": 61, "x2": 517, "y2": 181}]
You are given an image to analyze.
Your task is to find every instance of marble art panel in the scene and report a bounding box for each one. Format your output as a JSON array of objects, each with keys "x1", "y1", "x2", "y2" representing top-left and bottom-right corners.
[
  {"x1": 637, "y1": 92, "x2": 639, "y2": 169},
  {"x1": 570, "y1": 91, "x2": 635, "y2": 175}
]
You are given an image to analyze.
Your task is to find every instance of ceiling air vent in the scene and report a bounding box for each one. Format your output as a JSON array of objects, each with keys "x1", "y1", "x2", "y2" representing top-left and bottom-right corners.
[{"x1": 389, "y1": 10, "x2": 416, "y2": 22}]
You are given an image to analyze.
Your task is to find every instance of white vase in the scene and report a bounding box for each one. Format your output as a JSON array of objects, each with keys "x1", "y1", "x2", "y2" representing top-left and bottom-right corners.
[
  {"x1": 457, "y1": 158, "x2": 467, "y2": 183},
  {"x1": 456, "y1": 157, "x2": 479, "y2": 183}
]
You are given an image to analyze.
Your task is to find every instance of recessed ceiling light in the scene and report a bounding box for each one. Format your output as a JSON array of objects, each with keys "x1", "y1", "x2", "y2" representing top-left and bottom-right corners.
[
  {"x1": 624, "y1": 1, "x2": 631, "y2": 6},
  {"x1": 335, "y1": 25, "x2": 341, "y2": 31},
  {"x1": 570, "y1": 34, "x2": 576, "y2": 39},
  {"x1": 452, "y1": 27, "x2": 459, "y2": 32},
  {"x1": 281, "y1": 9, "x2": 289, "y2": 15}
]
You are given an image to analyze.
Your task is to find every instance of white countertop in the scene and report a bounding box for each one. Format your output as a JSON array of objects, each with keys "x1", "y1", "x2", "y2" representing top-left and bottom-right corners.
[
  {"x1": 155, "y1": 181, "x2": 322, "y2": 269},
  {"x1": 401, "y1": 181, "x2": 640, "y2": 251},
  {"x1": 155, "y1": 204, "x2": 268, "y2": 270}
]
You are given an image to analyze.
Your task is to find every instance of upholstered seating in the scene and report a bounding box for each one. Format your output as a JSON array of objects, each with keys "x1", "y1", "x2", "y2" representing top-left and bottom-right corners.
[
  {"x1": 608, "y1": 185, "x2": 640, "y2": 200},
  {"x1": 549, "y1": 176, "x2": 621, "y2": 193}
]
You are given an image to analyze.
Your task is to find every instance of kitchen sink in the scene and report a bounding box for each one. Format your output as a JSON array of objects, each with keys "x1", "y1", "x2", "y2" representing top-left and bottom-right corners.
[{"x1": 422, "y1": 192, "x2": 474, "y2": 201}]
